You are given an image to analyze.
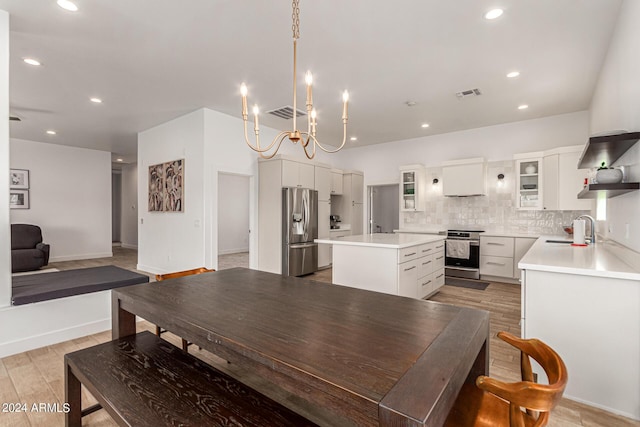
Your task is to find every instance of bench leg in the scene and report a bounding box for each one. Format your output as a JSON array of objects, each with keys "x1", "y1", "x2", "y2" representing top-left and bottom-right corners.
[{"x1": 65, "y1": 362, "x2": 82, "y2": 427}]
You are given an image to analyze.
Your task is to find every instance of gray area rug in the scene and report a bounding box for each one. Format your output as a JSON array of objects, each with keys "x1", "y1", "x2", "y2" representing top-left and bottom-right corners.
[{"x1": 445, "y1": 277, "x2": 489, "y2": 290}]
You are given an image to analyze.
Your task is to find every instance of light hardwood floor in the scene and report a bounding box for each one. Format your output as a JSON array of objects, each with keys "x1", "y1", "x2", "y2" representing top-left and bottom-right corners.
[{"x1": 1, "y1": 248, "x2": 638, "y2": 426}]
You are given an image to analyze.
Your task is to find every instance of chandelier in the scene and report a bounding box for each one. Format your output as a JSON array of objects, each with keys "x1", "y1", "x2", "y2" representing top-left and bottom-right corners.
[{"x1": 240, "y1": 0, "x2": 349, "y2": 160}]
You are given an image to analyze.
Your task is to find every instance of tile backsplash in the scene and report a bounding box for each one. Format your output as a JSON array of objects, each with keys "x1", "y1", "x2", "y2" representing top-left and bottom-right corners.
[{"x1": 402, "y1": 160, "x2": 590, "y2": 235}]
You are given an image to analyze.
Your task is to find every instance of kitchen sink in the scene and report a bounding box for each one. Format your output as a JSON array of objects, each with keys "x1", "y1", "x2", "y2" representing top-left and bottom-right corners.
[{"x1": 545, "y1": 239, "x2": 574, "y2": 244}]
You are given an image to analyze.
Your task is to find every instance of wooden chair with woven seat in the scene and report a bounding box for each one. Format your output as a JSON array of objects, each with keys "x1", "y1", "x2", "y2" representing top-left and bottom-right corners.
[
  {"x1": 154, "y1": 267, "x2": 214, "y2": 352},
  {"x1": 445, "y1": 331, "x2": 568, "y2": 427}
]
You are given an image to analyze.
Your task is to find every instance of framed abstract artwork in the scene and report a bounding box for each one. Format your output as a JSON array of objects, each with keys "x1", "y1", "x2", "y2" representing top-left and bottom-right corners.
[{"x1": 148, "y1": 159, "x2": 184, "y2": 212}]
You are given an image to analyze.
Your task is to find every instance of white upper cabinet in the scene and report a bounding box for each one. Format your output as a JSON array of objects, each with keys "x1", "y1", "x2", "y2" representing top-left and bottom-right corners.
[
  {"x1": 442, "y1": 158, "x2": 486, "y2": 197},
  {"x1": 330, "y1": 169, "x2": 344, "y2": 195},
  {"x1": 515, "y1": 156, "x2": 543, "y2": 210},
  {"x1": 543, "y1": 147, "x2": 593, "y2": 211},
  {"x1": 281, "y1": 159, "x2": 315, "y2": 189},
  {"x1": 400, "y1": 165, "x2": 426, "y2": 211},
  {"x1": 314, "y1": 166, "x2": 331, "y2": 201}
]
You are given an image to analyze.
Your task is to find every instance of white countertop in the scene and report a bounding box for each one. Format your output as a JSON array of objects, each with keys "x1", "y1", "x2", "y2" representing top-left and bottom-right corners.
[
  {"x1": 316, "y1": 233, "x2": 445, "y2": 249},
  {"x1": 394, "y1": 228, "x2": 446, "y2": 235},
  {"x1": 519, "y1": 236, "x2": 640, "y2": 280},
  {"x1": 394, "y1": 228, "x2": 540, "y2": 238}
]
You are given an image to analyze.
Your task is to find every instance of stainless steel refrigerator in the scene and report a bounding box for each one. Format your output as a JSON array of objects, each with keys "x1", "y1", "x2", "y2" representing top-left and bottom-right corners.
[{"x1": 282, "y1": 187, "x2": 318, "y2": 276}]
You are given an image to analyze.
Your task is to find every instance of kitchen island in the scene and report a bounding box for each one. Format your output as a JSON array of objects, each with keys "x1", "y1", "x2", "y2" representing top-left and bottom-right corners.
[
  {"x1": 315, "y1": 233, "x2": 445, "y2": 299},
  {"x1": 519, "y1": 236, "x2": 640, "y2": 420}
]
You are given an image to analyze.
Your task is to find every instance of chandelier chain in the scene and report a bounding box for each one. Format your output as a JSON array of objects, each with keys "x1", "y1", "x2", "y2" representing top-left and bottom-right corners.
[{"x1": 292, "y1": 0, "x2": 300, "y2": 40}]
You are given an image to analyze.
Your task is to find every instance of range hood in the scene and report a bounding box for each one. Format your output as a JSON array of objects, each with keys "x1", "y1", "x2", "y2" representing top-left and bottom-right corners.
[{"x1": 442, "y1": 158, "x2": 487, "y2": 197}]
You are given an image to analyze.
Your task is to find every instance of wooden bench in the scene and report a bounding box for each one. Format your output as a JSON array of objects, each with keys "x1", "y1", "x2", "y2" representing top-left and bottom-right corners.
[{"x1": 64, "y1": 331, "x2": 317, "y2": 426}]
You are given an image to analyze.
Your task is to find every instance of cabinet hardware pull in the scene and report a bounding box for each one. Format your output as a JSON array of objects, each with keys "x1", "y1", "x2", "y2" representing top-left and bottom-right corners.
[
  {"x1": 422, "y1": 249, "x2": 432, "y2": 253},
  {"x1": 404, "y1": 266, "x2": 416, "y2": 271},
  {"x1": 436, "y1": 274, "x2": 444, "y2": 278},
  {"x1": 404, "y1": 252, "x2": 416, "y2": 257},
  {"x1": 487, "y1": 242, "x2": 504, "y2": 246},
  {"x1": 422, "y1": 280, "x2": 432, "y2": 286},
  {"x1": 436, "y1": 244, "x2": 444, "y2": 249},
  {"x1": 436, "y1": 256, "x2": 443, "y2": 260},
  {"x1": 487, "y1": 262, "x2": 506, "y2": 266},
  {"x1": 422, "y1": 261, "x2": 431, "y2": 265}
]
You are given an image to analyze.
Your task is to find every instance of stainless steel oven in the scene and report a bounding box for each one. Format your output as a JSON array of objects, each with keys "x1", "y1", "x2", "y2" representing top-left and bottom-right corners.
[{"x1": 445, "y1": 230, "x2": 484, "y2": 280}]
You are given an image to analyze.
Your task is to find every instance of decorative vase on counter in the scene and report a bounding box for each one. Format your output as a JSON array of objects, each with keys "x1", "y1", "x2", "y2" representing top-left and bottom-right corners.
[
  {"x1": 525, "y1": 164, "x2": 537, "y2": 174},
  {"x1": 595, "y1": 168, "x2": 623, "y2": 184}
]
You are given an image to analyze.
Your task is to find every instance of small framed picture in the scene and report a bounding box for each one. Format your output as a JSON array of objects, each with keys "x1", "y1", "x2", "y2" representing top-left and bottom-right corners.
[
  {"x1": 10, "y1": 190, "x2": 29, "y2": 209},
  {"x1": 10, "y1": 169, "x2": 29, "y2": 189}
]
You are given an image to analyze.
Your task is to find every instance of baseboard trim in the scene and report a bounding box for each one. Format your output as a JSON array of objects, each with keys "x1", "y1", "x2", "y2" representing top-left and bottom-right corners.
[
  {"x1": 219, "y1": 248, "x2": 249, "y2": 255},
  {"x1": 49, "y1": 252, "x2": 113, "y2": 263},
  {"x1": 563, "y1": 394, "x2": 638, "y2": 422},
  {"x1": 121, "y1": 243, "x2": 138, "y2": 250},
  {"x1": 479, "y1": 274, "x2": 520, "y2": 285}
]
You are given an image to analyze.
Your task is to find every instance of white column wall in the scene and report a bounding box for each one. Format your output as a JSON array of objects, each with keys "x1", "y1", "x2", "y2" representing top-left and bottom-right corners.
[
  {"x1": 589, "y1": 0, "x2": 640, "y2": 252},
  {"x1": 0, "y1": 10, "x2": 10, "y2": 308}
]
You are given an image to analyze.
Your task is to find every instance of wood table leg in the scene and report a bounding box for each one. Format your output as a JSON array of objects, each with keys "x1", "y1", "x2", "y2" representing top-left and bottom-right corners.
[
  {"x1": 111, "y1": 293, "x2": 136, "y2": 339},
  {"x1": 65, "y1": 361, "x2": 81, "y2": 427}
]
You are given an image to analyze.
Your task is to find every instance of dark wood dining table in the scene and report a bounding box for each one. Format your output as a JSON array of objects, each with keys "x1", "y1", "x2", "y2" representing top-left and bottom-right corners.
[{"x1": 112, "y1": 267, "x2": 489, "y2": 426}]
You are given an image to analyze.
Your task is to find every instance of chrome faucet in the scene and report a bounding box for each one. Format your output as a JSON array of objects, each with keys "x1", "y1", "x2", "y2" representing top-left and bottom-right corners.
[{"x1": 575, "y1": 214, "x2": 596, "y2": 244}]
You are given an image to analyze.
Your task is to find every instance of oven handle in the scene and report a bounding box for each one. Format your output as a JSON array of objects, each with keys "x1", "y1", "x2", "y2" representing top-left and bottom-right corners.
[{"x1": 446, "y1": 239, "x2": 480, "y2": 246}]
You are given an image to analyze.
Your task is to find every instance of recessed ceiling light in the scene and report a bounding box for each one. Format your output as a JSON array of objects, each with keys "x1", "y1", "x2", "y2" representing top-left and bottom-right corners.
[
  {"x1": 518, "y1": 104, "x2": 529, "y2": 110},
  {"x1": 421, "y1": 123, "x2": 430, "y2": 128},
  {"x1": 484, "y1": 9, "x2": 504, "y2": 20},
  {"x1": 57, "y1": 0, "x2": 78, "y2": 12},
  {"x1": 90, "y1": 97, "x2": 103, "y2": 103},
  {"x1": 23, "y1": 58, "x2": 41, "y2": 66},
  {"x1": 350, "y1": 137, "x2": 357, "y2": 141},
  {"x1": 507, "y1": 71, "x2": 520, "y2": 78},
  {"x1": 116, "y1": 158, "x2": 124, "y2": 162},
  {"x1": 46, "y1": 130, "x2": 56, "y2": 135}
]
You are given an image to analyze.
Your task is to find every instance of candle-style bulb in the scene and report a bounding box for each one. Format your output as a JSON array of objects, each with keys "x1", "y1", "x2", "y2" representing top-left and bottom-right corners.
[
  {"x1": 342, "y1": 90, "x2": 349, "y2": 103},
  {"x1": 240, "y1": 83, "x2": 248, "y2": 97},
  {"x1": 253, "y1": 105, "x2": 259, "y2": 115},
  {"x1": 311, "y1": 109, "x2": 317, "y2": 120},
  {"x1": 305, "y1": 71, "x2": 313, "y2": 86}
]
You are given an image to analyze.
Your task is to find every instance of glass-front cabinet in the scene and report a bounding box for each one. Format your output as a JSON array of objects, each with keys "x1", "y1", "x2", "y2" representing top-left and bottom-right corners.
[
  {"x1": 400, "y1": 165, "x2": 425, "y2": 211},
  {"x1": 515, "y1": 157, "x2": 543, "y2": 210}
]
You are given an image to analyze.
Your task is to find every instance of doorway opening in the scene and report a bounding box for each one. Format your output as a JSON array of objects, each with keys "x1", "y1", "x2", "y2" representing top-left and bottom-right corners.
[
  {"x1": 368, "y1": 184, "x2": 399, "y2": 233},
  {"x1": 217, "y1": 173, "x2": 250, "y2": 269}
]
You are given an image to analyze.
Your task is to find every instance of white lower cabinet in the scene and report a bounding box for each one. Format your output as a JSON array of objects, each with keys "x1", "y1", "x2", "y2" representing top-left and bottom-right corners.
[
  {"x1": 480, "y1": 236, "x2": 538, "y2": 281},
  {"x1": 418, "y1": 242, "x2": 445, "y2": 299}
]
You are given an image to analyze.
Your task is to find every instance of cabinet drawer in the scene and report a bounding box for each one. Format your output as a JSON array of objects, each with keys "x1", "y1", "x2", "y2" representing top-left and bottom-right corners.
[
  {"x1": 480, "y1": 236, "x2": 514, "y2": 257},
  {"x1": 432, "y1": 270, "x2": 445, "y2": 291},
  {"x1": 480, "y1": 255, "x2": 514, "y2": 277},
  {"x1": 418, "y1": 255, "x2": 433, "y2": 278},
  {"x1": 432, "y1": 252, "x2": 445, "y2": 270},
  {"x1": 419, "y1": 273, "x2": 434, "y2": 299},
  {"x1": 398, "y1": 259, "x2": 419, "y2": 299},
  {"x1": 433, "y1": 240, "x2": 445, "y2": 253},
  {"x1": 398, "y1": 246, "x2": 419, "y2": 263},
  {"x1": 418, "y1": 242, "x2": 435, "y2": 257}
]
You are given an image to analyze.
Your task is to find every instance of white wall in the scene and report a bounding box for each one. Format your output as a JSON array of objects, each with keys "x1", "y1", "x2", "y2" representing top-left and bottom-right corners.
[
  {"x1": 9, "y1": 139, "x2": 112, "y2": 261},
  {"x1": 120, "y1": 163, "x2": 138, "y2": 248},
  {"x1": 218, "y1": 173, "x2": 250, "y2": 255},
  {"x1": 0, "y1": 10, "x2": 10, "y2": 308},
  {"x1": 112, "y1": 171, "x2": 121, "y2": 242},
  {"x1": 589, "y1": 0, "x2": 640, "y2": 252},
  {"x1": 137, "y1": 108, "x2": 281, "y2": 273},
  {"x1": 138, "y1": 110, "x2": 206, "y2": 273},
  {"x1": 332, "y1": 111, "x2": 589, "y2": 184}
]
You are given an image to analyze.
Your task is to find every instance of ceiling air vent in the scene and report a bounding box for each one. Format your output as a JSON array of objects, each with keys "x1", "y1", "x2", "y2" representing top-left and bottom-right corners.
[
  {"x1": 266, "y1": 106, "x2": 307, "y2": 120},
  {"x1": 455, "y1": 88, "x2": 482, "y2": 99}
]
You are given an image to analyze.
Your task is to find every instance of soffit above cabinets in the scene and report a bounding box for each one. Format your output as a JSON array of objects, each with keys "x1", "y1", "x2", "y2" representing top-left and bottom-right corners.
[{"x1": 577, "y1": 132, "x2": 640, "y2": 169}]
